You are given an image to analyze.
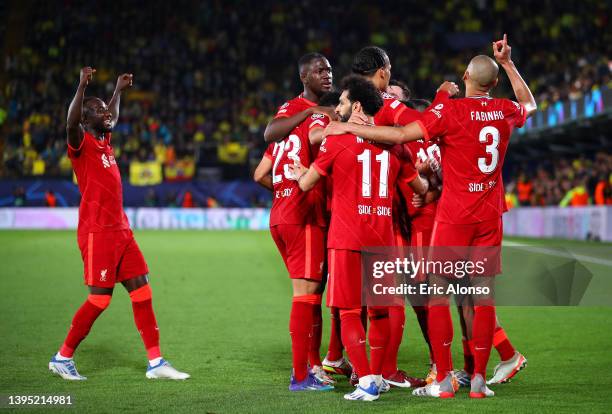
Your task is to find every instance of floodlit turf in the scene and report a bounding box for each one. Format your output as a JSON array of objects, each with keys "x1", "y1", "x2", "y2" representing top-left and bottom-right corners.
[{"x1": 0, "y1": 230, "x2": 611, "y2": 413}]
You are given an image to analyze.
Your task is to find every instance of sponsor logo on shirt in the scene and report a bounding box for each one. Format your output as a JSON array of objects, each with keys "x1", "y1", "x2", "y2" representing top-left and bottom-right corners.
[
  {"x1": 429, "y1": 103, "x2": 443, "y2": 118},
  {"x1": 101, "y1": 154, "x2": 117, "y2": 169},
  {"x1": 468, "y1": 180, "x2": 497, "y2": 192}
]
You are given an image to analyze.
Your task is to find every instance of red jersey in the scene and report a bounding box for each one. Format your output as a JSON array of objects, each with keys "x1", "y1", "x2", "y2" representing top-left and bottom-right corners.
[
  {"x1": 417, "y1": 94, "x2": 527, "y2": 224},
  {"x1": 264, "y1": 115, "x2": 326, "y2": 227},
  {"x1": 313, "y1": 134, "x2": 417, "y2": 250},
  {"x1": 68, "y1": 131, "x2": 130, "y2": 234},
  {"x1": 374, "y1": 93, "x2": 422, "y2": 127},
  {"x1": 274, "y1": 94, "x2": 316, "y2": 119},
  {"x1": 307, "y1": 113, "x2": 333, "y2": 214},
  {"x1": 403, "y1": 138, "x2": 441, "y2": 223}
]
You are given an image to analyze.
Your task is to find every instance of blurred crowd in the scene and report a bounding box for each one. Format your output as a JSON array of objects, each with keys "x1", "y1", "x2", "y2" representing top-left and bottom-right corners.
[
  {"x1": 505, "y1": 152, "x2": 612, "y2": 207},
  {"x1": 1, "y1": 0, "x2": 610, "y2": 202}
]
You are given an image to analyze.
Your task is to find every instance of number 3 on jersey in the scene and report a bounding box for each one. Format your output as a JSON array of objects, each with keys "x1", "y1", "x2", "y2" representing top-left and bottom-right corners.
[
  {"x1": 357, "y1": 149, "x2": 389, "y2": 198},
  {"x1": 478, "y1": 126, "x2": 499, "y2": 174},
  {"x1": 272, "y1": 135, "x2": 301, "y2": 184}
]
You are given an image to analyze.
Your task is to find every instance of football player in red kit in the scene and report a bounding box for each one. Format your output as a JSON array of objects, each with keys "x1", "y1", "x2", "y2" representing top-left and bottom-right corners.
[
  {"x1": 254, "y1": 91, "x2": 340, "y2": 391},
  {"x1": 351, "y1": 46, "x2": 454, "y2": 389},
  {"x1": 261, "y1": 53, "x2": 354, "y2": 383},
  {"x1": 291, "y1": 75, "x2": 429, "y2": 401},
  {"x1": 394, "y1": 94, "x2": 527, "y2": 388},
  {"x1": 49, "y1": 67, "x2": 189, "y2": 381},
  {"x1": 323, "y1": 35, "x2": 536, "y2": 398}
]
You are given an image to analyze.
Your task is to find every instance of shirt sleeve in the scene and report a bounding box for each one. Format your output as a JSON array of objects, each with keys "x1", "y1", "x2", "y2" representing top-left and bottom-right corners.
[
  {"x1": 418, "y1": 101, "x2": 452, "y2": 141},
  {"x1": 274, "y1": 100, "x2": 303, "y2": 119},
  {"x1": 263, "y1": 142, "x2": 275, "y2": 160},
  {"x1": 394, "y1": 106, "x2": 422, "y2": 126},
  {"x1": 375, "y1": 99, "x2": 407, "y2": 126},
  {"x1": 505, "y1": 100, "x2": 528, "y2": 128},
  {"x1": 308, "y1": 113, "x2": 330, "y2": 131},
  {"x1": 312, "y1": 136, "x2": 341, "y2": 176},
  {"x1": 397, "y1": 146, "x2": 418, "y2": 183},
  {"x1": 67, "y1": 133, "x2": 86, "y2": 159}
]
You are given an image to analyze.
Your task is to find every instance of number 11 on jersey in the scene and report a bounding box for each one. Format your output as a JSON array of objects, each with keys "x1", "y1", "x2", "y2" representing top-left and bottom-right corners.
[{"x1": 357, "y1": 149, "x2": 389, "y2": 198}]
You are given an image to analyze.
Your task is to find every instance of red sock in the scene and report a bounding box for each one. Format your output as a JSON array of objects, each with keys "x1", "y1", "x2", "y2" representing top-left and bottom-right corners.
[
  {"x1": 412, "y1": 305, "x2": 433, "y2": 363},
  {"x1": 462, "y1": 338, "x2": 474, "y2": 375},
  {"x1": 494, "y1": 327, "x2": 516, "y2": 361},
  {"x1": 129, "y1": 285, "x2": 161, "y2": 360},
  {"x1": 309, "y1": 299, "x2": 323, "y2": 367},
  {"x1": 428, "y1": 305, "x2": 453, "y2": 382},
  {"x1": 361, "y1": 306, "x2": 368, "y2": 330},
  {"x1": 60, "y1": 294, "x2": 111, "y2": 357},
  {"x1": 368, "y1": 307, "x2": 390, "y2": 376},
  {"x1": 472, "y1": 305, "x2": 496, "y2": 378},
  {"x1": 289, "y1": 295, "x2": 316, "y2": 381},
  {"x1": 326, "y1": 307, "x2": 344, "y2": 361},
  {"x1": 382, "y1": 305, "x2": 405, "y2": 377},
  {"x1": 340, "y1": 308, "x2": 371, "y2": 378}
]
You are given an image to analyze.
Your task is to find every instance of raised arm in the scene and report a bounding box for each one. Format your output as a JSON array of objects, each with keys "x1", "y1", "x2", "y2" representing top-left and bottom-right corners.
[
  {"x1": 108, "y1": 73, "x2": 133, "y2": 127},
  {"x1": 493, "y1": 34, "x2": 537, "y2": 117},
  {"x1": 66, "y1": 67, "x2": 95, "y2": 149},
  {"x1": 253, "y1": 154, "x2": 274, "y2": 191},
  {"x1": 264, "y1": 106, "x2": 336, "y2": 143},
  {"x1": 323, "y1": 121, "x2": 424, "y2": 145}
]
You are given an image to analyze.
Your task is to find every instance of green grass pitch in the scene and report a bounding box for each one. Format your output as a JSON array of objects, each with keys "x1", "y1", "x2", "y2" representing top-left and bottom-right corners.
[{"x1": 0, "y1": 230, "x2": 611, "y2": 413}]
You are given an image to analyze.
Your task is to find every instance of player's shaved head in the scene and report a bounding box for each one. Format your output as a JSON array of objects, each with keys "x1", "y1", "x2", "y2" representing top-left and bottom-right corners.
[
  {"x1": 465, "y1": 55, "x2": 499, "y2": 89},
  {"x1": 82, "y1": 97, "x2": 104, "y2": 119}
]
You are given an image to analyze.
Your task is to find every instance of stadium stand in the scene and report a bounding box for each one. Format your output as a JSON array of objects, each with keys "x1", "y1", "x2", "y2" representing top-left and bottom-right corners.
[{"x1": 0, "y1": 0, "x2": 610, "y2": 207}]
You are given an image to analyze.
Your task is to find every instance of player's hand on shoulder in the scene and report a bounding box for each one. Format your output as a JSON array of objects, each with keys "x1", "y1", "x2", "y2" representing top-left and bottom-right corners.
[
  {"x1": 312, "y1": 106, "x2": 338, "y2": 121},
  {"x1": 79, "y1": 67, "x2": 96, "y2": 87},
  {"x1": 116, "y1": 73, "x2": 134, "y2": 91},
  {"x1": 437, "y1": 81, "x2": 459, "y2": 97},
  {"x1": 493, "y1": 33, "x2": 512, "y2": 65},
  {"x1": 323, "y1": 121, "x2": 348, "y2": 138},
  {"x1": 347, "y1": 110, "x2": 369, "y2": 126}
]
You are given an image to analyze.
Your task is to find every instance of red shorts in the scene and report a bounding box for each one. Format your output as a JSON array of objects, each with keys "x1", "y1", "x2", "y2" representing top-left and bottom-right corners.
[
  {"x1": 77, "y1": 230, "x2": 149, "y2": 288},
  {"x1": 411, "y1": 226, "x2": 434, "y2": 248},
  {"x1": 270, "y1": 224, "x2": 326, "y2": 280},
  {"x1": 327, "y1": 249, "x2": 363, "y2": 309},
  {"x1": 429, "y1": 218, "x2": 502, "y2": 276},
  {"x1": 430, "y1": 218, "x2": 502, "y2": 247}
]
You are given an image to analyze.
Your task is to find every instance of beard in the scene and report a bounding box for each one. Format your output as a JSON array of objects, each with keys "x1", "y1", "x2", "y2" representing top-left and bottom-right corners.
[{"x1": 339, "y1": 108, "x2": 352, "y2": 123}]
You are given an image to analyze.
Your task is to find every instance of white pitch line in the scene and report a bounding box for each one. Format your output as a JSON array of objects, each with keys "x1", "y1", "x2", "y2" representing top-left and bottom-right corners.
[{"x1": 503, "y1": 241, "x2": 612, "y2": 267}]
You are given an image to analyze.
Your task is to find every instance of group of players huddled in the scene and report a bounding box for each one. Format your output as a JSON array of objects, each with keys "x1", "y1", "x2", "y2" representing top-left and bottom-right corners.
[
  {"x1": 47, "y1": 31, "x2": 535, "y2": 402},
  {"x1": 254, "y1": 34, "x2": 537, "y2": 401}
]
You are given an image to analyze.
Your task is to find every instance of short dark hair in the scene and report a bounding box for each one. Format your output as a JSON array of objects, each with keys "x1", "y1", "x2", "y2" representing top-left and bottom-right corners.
[
  {"x1": 340, "y1": 75, "x2": 383, "y2": 116},
  {"x1": 352, "y1": 46, "x2": 388, "y2": 76},
  {"x1": 298, "y1": 52, "x2": 326, "y2": 71},
  {"x1": 389, "y1": 79, "x2": 411, "y2": 100},
  {"x1": 318, "y1": 91, "x2": 340, "y2": 107}
]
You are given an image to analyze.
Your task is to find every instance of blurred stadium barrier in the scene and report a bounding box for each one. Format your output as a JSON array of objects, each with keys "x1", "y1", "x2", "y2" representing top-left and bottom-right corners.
[
  {"x1": 2, "y1": 206, "x2": 611, "y2": 241},
  {"x1": 503, "y1": 206, "x2": 612, "y2": 241},
  {"x1": 0, "y1": 207, "x2": 270, "y2": 230}
]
